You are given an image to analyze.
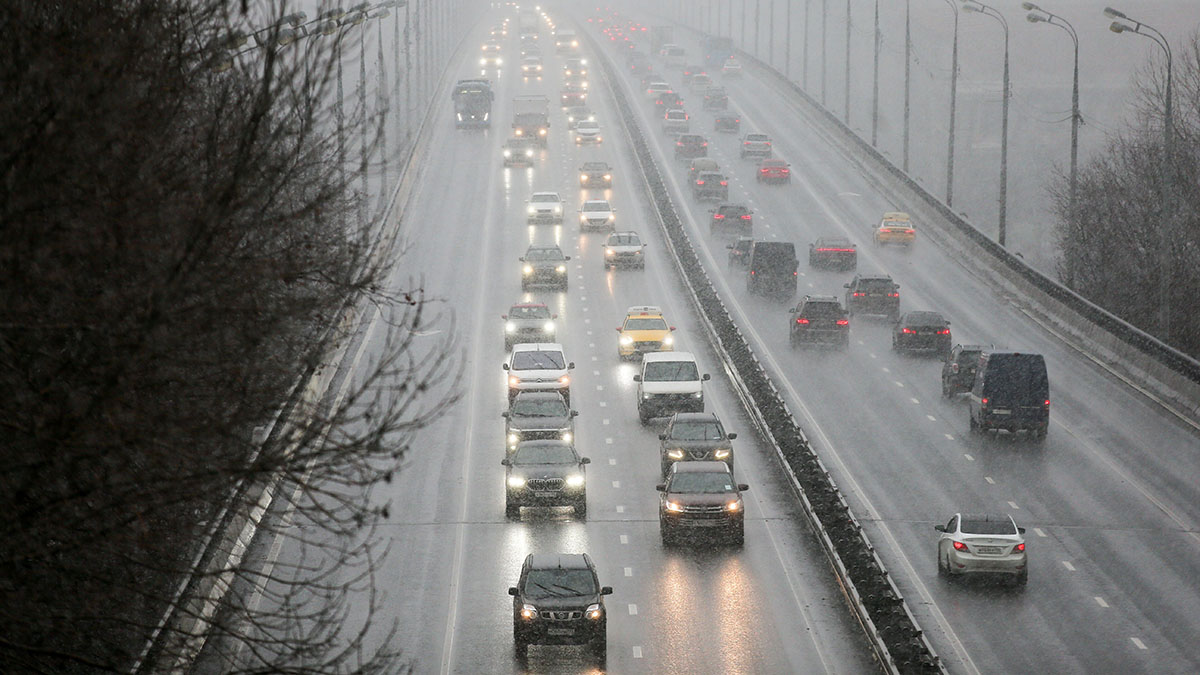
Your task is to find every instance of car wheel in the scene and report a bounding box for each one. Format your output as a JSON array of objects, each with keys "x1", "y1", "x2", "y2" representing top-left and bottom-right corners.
[
  {"x1": 1015, "y1": 569, "x2": 1028, "y2": 587},
  {"x1": 660, "y1": 524, "x2": 673, "y2": 547},
  {"x1": 938, "y1": 551, "x2": 949, "y2": 578},
  {"x1": 1032, "y1": 428, "x2": 1048, "y2": 444},
  {"x1": 505, "y1": 502, "x2": 520, "y2": 520},
  {"x1": 638, "y1": 409, "x2": 650, "y2": 425},
  {"x1": 504, "y1": 339, "x2": 513, "y2": 351},
  {"x1": 789, "y1": 333, "x2": 798, "y2": 349},
  {"x1": 590, "y1": 636, "x2": 607, "y2": 662},
  {"x1": 969, "y1": 414, "x2": 981, "y2": 435},
  {"x1": 730, "y1": 523, "x2": 745, "y2": 547},
  {"x1": 513, "y1": 631, "x2": 528, "y2": 660},
  {"x1": 942, "y1": 380, "x2": 951, "y2": 398},
  {"x1": 574, "y1": 497, "x2": 587, "y2": 518}
]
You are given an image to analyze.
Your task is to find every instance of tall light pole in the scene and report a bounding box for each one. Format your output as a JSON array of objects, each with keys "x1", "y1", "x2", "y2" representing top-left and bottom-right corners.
[
  {"x1": 943, "y1": 0, "x2": 960, "y2": 207},
  {"x1": 769, "y1": 0, "x2": 775, "y2": 66},
  {"x1": 821, "y1": 0, "x2": 828, "y2": 106},
  {"x1": 1023, "y1": 3, "x2": 1079, "y2": 246},
  {"x1": 962, "y1": 0, "x2": 1010, "y2": 246},
  {"x1": 803, "y1": 0, "x2": 811, "y2": 89},
  {"x1": 871, "y1": 0, "x2": 880, "y2": 146},
  {"x1": 1104, "y1": 6, "x2": 1175, "y2": 340},
  {"x1": 755, "y1": 0, "x2": 761, "y2": 59},
  {"x1": 785, "y1": 0, "x2": 791, "y2": 77},
  {"x1": 843, "y1": 0, "x2": 851, "y2": 124},
  {"x1": 903, "y1": 0, "x2": 911, "y2": 171}
]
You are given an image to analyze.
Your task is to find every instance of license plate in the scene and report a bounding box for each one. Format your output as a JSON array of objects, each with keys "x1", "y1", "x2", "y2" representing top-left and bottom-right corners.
[
  {"x1": 992, "y1": 409, "x2": 1011, "y2": 415},
  {"x1": 686, "y1": 520, "x2": 723, "y2": 527},
  {"x1": 533, "y1": 491, "x2": 557, "y2": 498},
  {"x1": 976, "y1": 546, "x2": 1002, "y2": 554},
  {"x1": 547, "y1": 628, "x2": 574, "y2": 636}
]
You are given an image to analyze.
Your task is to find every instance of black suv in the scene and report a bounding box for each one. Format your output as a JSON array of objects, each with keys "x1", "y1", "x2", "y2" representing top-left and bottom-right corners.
[
  {"x1": 521, "y1": 245, "x2": 571, "y2": 291},
  {"x1": 692, "y1": 171, "x2": 729, "y2": 201},
  {"x1": 502, "y1": 440, "x2": 590, "y2": 518},
  {"x1": 727, "y1": 236, "x2": 753, "y2": 269},
  {"x1": 658, "y1": 412, "x2": 737, "y2": 478},
  {"x1": 702, "y1": 86, "x2": 728, "y2": 110},
  {"x1": 674, "y1": 133, "x2": 708, "y2": 159},
  {"x1": 942, "y1": 344, "x2": 987, "y2": 397},
  {"x1": 714, "y1": 113, "x2": 741, "y2": 133},
  {"x1": 892, "y1": 311, "x2": 952, "y2": 356},
  {"x1": 503, "y1": 391, "x2": 577, "y2": 449},
  {"x1": 844, "y1": 274, "x2": 899, "y2": 320},
  {"x1": 709, "y1": 203, "x2": 753, "y2": 237},
  {"x1": 657, "y1": 461, "x2": 749, "y2": 546},
  {"x1": 509, "y1": 553, "x2": 612, "y2": 661},
  {"x1": 789, "y1": 296, "x2": 849, "y2": 349},
  {"x1": 968, "y1": 351, "x2": 1049, "y2": 441},
  {"x1": 809, "y1": 236, "x2": 857, "y2": 271},
  {"x1": 746, "y1": 241, "x2": 798, "y2": 298},
  {"x1": 579, "y1": 161, "x2": 613, "y2": 188}
]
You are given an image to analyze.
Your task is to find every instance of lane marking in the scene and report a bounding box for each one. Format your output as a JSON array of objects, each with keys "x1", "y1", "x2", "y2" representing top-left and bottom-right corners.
[
  {"x1": 624, "y1": 567, "x2": 633, "y2": 577},
  {"x1": 632, "y1": 646, "x2": 644, "y2": 658},
  {"x1": 910, "y1": 397, "x2": 920, "y2": 404},
  {"x1": 1034, "y1": 528, "x2": 1047, "y2": 537},
  {"x1": 619, "y1": 534, "x2": 628, "y2": 545},
  {"x1": 606, "y1": 437, "x2": 613, "y2": 444},
  {"x1": 597, "y1": 385, "x2": 604, "y2": 391},
  {"x1": 603, "y1": 418, "x2": 611, "y2": 425},
  {"x1": 985, "y1": 477, "x2": 995, "y2": 484},
  {"x1": 1008, "y1": 501, "x2": 1020, "y2": 510},
  {"x1": 616, "y1": 505, "x2": 625, "y2": 513},
  {"x1": 599, "y1": 401, "x2": 607, "y2": 407},
  {"x1": 964, "y1": 453, "x2": 974, "y2": 461},
  {"x1": 881, "y1": 366, "x2": 890, "y2": 373},
  {"x1": 927, "y1": 414, "x2": 937, "y2": 421},
  {"x1": 612, "y1": 480, "x2": 621, "y2": 488},
  {"x1": 894, "y1": 381, "x2": 905, "y2": 388},
  {"x1": 628, "y1": 604, "x2": 638, "y2": 615},
  {"x1": 945, "y1": 433, "x2": 956, "y2": 440},
  {"x1": 609, "y1": 458, "x2": 617, "y2": 465},
  {"x1": 593, "y1": 369, "x2": 600, "y2": 375},
  {"x1": 1095, "y1": 597, "x2": 1109, "y2": 608},
  {"x1": 1062, "y1": 561, "x2": 1076, "y2": 571},
  {"x1": 1131, "y1": 638, "x2": 1147, "y2": 650}
]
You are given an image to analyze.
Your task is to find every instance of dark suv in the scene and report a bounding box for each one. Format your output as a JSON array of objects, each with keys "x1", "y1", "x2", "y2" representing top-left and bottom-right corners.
[
  {"x1": 674, "y1": 133, "x2": 708, "y2": 159},
  {"x1": 692, "y1": 171, "x2": 729, "y2": 201},
  {"x1": 968, "y1": 351, "x2": 1049, "y2": 441},
  {"x1": 702, "y1": 86, "x2": 728, "y2": 110},
  {"x1": 658, "y1": 412, "x2": 737, "y2": 478},
  {"x1": 844, "y1": 274, "x2": 899, "y2": 320},
  {"x1": 746, "y1": 241, "x2": 798, "y2": 298},
  {"x1": 709, "y1": 203, "x2": 753, "y2": 237},
  {"x1": 789, "y1": 296, "x2": 850, "y2": 349},
  {"x1": 727, "y1": 237, "x2": 753, "y2": 269},
  {"x1": 503, "y1": 391, "x2": 577, "y2": 449},
  {"x1": 502, "y1": 440, "x2": 590, "y2": 518},
  {"x1": 509, "y1": 553, "x2": 613, "y2": 661},
  {"x1": 809, "y1": 236, "x2": 857, "y2": 271},
  {"x1": 942, "y1": 344, "x2": 987, "y2": 397},
  {"x1": 893, "y1": 311, "x2": 952, "y2": 356},
  {"x1": 657, "y1": 461, "x2": 749, "y2": 546}
]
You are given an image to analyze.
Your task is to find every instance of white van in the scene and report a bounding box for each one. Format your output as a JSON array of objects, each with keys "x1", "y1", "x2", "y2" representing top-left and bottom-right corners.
[{"x1": 633, "y1": 352, "x2": 710, "y2": 424}]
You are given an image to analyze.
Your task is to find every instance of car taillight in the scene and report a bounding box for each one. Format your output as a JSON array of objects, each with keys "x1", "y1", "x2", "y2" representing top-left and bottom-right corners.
[
  {"x1": 702, "y1": 142, "x2": 708, "y2": 146},
  {"x1": 836, "y1": 319, "x2": 849, "y2": 326},
  {"x1": 781, "y1": 168, "x2": 789, "y2": 174},
  {"x1": 795, "y1": 318, "x2": 809, "y2": 324},
  {"x1": 902, "y1": 328, "x2": 915, "y2": 334},
  {"x1": 720, "y1": 180, "x2": 727, "y2": 186},
  {"x1": 760, "y1": 168, "x2": 769, "y2": 173},
  {"x1": 888, "y1": 292, "x2": 899, "y2": 297},
  {"x1": 696, "y1": 180, "x2": 704, "y2": 185},
  {"x1": 713, "y1": 213, "x2": 725, "y2": 219},
  {"x1": 937, "y1": 329, "x2": 951, "y2": 335},
  {"x1": 953, "y1": 541, "x2": 968, "y2": 551},
  {"x1": 1014, "y1": 543, "x2": 1025, "y2": 552},
  {"x1": 981, "y1": 397, "x2": 989, "y2": 407},
  {"x1": 1044, "y1": 399, "x2": 1050, "y2": 407},
  {"x1": 905, "y1": 229, "x2": 915, "y2": 234},
  {"x1": 853, "y1": 292, "x2": 865, "y2": 297},
  {"x1": 676, "y1": 141, "x2": 682, "y2": 145},
  {"x1": 740, "y1": 214, "x2": 751, "y2": 220}
]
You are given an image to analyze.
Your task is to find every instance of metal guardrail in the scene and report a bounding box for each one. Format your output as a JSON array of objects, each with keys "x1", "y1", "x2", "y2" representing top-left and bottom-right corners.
[{"x1": 582, "y1": 24, "x2": 942, "y2": 675}]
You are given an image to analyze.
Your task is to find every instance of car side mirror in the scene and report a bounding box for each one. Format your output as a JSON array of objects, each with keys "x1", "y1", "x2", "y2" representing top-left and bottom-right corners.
[
  {"x1": 518, "y1": 257, "x2": 526, "y2": 262},
  {"x1": 658, "y1": 433, "x2": 667, "y2": 440},
  {"x1": 702, "y1": 374, "x2": 711, "y2": 381},
  {"x1": 843, "y1": 283, "x2": 851, "y2": 288},
  {"x1": 501, "y1": 458, "x2": 511, "y2": 466},
  {"x1": 501, "y1": 411, "x2": 510, "y2": 418},
  {"x1": 737, "y1": 483, "x2": 749, "y2": 491},
  {"x1": 565, "y1": 256, "x2": 572, "y2": 261},
  {"x1": 894, "y1": 284, "x2": 900, "y2": 289},
  {"x1": 670, "y1": 326, "x2": 677, "y2": 331},
  {"x1": 655, "y1": 483, "x2": 666, "y2": 492},
  {"x1": 508, "y1": 587, "x2": 519, "y2": 596},
  {"x1": 1018, "y1": 527, "x2": 1026, "y2": 534},
  {"x1": 571, "y1": 410, "x2": 579, "y2": 417},
  {"x1": 632, "y1": 374, "x2": 642, "y2": 382},
  {"x1": 568, "y1": 362, "x2": 575, "y2": 369},
  {"x1": 934, "y1": 525, "x2": 946, "y2": 533},
  {"x1": 945, "y1": 321, "x2": 951, "y2": 325},
  {"x1": 727, "y1": 432, "x2": 737, "y2": 440},
  {"x1": 502, "y1": 363, "x2": 510, "y2": 370},
  {"x1": 788, "y1": 307, "x2": 797, "y2": 313},
  {"x1": 600, "y1": 586, "x2": 613, "y2": 595},
  {"x1": 501, "y1": 315, "x2": 508, "y2": 319}
]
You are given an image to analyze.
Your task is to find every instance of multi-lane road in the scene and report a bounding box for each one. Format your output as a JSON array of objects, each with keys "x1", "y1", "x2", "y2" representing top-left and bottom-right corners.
[{"x1": 253, "y1": 6, "x2": 1200, "y2": 674}]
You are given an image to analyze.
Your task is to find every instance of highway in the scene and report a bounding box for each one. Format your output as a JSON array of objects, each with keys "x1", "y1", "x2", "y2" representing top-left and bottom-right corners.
[{"x1": 586, "y1": 6, "x2": 1200, "y2": 674}]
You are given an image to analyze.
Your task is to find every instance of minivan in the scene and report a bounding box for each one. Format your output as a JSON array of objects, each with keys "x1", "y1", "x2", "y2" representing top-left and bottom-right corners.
[
  {"x1": 746, "y1": 241, "x2": 798, "y2": 298},
  {"x1": 968, "y1": 351, "x2": 1049, "y2": 441}
]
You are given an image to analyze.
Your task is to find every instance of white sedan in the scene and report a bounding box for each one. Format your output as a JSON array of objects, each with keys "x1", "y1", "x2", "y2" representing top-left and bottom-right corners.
[
  {"x1": 722, "y1": 58, "x2": 742, "y2": 77},
  {"x1": 579, "y1": 199, "x2": 616, "y2": 231},
  {"x1": 603, "y1": 231, "x2": 646, "y2": 269},
  {"x1": 527, "y1": 192, "x2": 564, "y2": 224},
  {"x1": 935, "y1": 512, "x2": 1027, "y2": 586},
  {"x1": 574, "y1": 119, "x2": 602, "y2": 144}
]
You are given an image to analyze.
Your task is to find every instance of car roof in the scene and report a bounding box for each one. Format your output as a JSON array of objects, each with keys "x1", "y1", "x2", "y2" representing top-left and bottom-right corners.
[
  {"x1": 761, "y1": 158, "x2": 787, "y2": 165},
  {"x1": 803, "y1": 295, "x2": 841, "y2": 304},
  {"x1": 958, "y1": 513, "x2": 1015, "y2": 526},
  {"x1": 510, "y1": 302, "x2": 549, "y2": 309},
  {"x1": 511, "y1": 342, "x2": 565, "y2": 353},
  {"x1": 904, "y1": 311, "x2": 946, "y2": 323},
  {"x1": 671, "y1": 460, "x2": 732, "y2": 474},
  {"x1": 581, "y1": 161, "x2": 609, "y2": 168},
  {"x1": 625, "y1": 305, "x2": 663, "y2": 316},
  {"x1": 882, "y1": 211, "x2": 911, "y2": 221},
  {"x1": 643, "y1": 351, "x2": 696, "y2": 363},
  {"x1": 526, "y1": 553, "x2": 592, "y2": 570},
  {"x1": 512, "y1": 391, "x2": 567, "y2": 403},
  {"x1": 679, "y1": 134, "x2": 704, "y2": 140},
  {"x1": 817, "y1": 236, "x2": 852, "y2": 244},
  {"x1": 716, "y1": 203, "x2": 748, "y2": 210},
  {"x1": 525, "y1": 244, "x2": 563, "y2": 253},
  {"x1": 669, "y1": 412, "x2": 720, "y2": 423},
  {"x1": 531, "y1": 191, "x2": 560, "y2": 198},
  {"x1": 856, "y1": 274, "x2": 894, "y2": 281}
]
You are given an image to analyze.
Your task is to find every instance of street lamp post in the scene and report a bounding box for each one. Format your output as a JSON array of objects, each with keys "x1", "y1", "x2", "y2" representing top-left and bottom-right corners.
[
  {"x1": 943, "y1": 0, "x2": 960, "y2": 207},
  {"x1": 903, "y1": 0, "x2": 911, "y2": 171},
  {"x1": 962, "y1": 0, "x2": 1010, "y2": 246},
  {"x1": 785, "y1": 0, "x2": 791, "y2": 78},
  {"x1": 1023, "y1": 3, "x2": 1079, "y2": 247},
  {"x1": 843, "y1": 0, "x2": 851, "y2": 124},
  {"x1": 1103, "y1": 6, "x2": 1175, "y2": 340},
  {"x1": 821, "y1": 0, "x2": 828, "y2": 106},
  {"x1": 871, "y1": 0, "x2": 879, "y2": 146}
]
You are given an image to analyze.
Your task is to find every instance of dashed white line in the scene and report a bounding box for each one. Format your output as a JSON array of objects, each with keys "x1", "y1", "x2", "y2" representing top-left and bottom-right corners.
[
  {"x1": 605, "y1": 437, "x2": 613, "y2": 444},
  {"x1": 603, "y1": 418, "x2": 610, "y2": 425},
  {"x1": 593, "y1": 369, "x2": 600, "y2": 375},
  {"x1": 582, "y1": 307, "x2": 589, "y2": 312},
  {"x1": 1034, "y1": 528, "x2": 1047, "y2": 537},
  {"x1": 1062, "y1": 560, "x2": 1076, "y2": 571},
  {"x1": 591, "y1": 355, "x2": 598, "y2": 361},
  {"x1": 1008, "y1": 501, "x2": 1020, "y2": 510},
  {"x1": 608, "y1": 458, "x2": 617, "y2": 465},
  {"x1": 619, "y1": 534, "x2": 628, "y2": 544},
  {"x1": 632, "y1": 646, "x2": 643, "y2": 658},
  {"x1": 599, "y1": 401, "x2": 607, "y2": 407},
  {"x1": 596, "y1": 385, "x2": 604, "y2": 391},
  {"x1": 612, "y1": 480, "x2": 620, "y2": 488},
  {"x1": 627, "y1": 604, "x2": 638, "y2": 615},
  {"x1": 894, "y1": 381, "x2": 905, "y2": 388},
  {"x1": 881, "y1": 367, "x2": 890, "y2": 373},
  {"x1": 1095, "y1": 597, "x2": 1109, "y2": 608},
  {"x1": 624, "y1": 567, "x2": 633, "y2": 577},
  {"x1": 927, "y1": 414, "x2": 937, "y2": 421},
  {"x1": 1131, "y1": 637, "x2": 1147, "y2": 650},
  {"x1": 616, "y1": 505, "x2": 625, "y2": 513},
  {"x1": 964, "y1": 453, "x2": 974, "y2": 461},
  {"x1": 985, "y1": 477, "x2": 996, "y2": 484},
  {"x1": 584, "y1": 318, "x2": 591, "y2": 324},
  {"x1": 945, "y1": 433, "x2": 955, "y2": 440},
  {"x1": 589, "y1": 344, "x2": 596, "y2": 349},
  {"x1": 910, "y1": 397, "x2": 920, "y2": 404}
]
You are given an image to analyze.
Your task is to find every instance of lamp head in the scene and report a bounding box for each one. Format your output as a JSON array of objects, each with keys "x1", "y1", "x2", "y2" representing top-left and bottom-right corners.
[
  {"x1": 1103, "y1": 7, "x2": 1126, "y2": 20},
  {"x1": 1020, "y1": 2, "x2": 1039, "y2": 10},
  {"x1": 1109, "y1": 21, "x2": 1128, "y2": 33}
]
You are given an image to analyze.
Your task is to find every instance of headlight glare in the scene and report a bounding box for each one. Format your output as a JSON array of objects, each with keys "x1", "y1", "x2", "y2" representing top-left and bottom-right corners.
[
  {"x1": 543, "y1": 321, "x2": 555, "y2": 333},
  {"x1": 662, "y1": 335, "x2": 674, "y2": 345},
  {"x1": 619, "y1": 335, "x2": 633, "y2": 345},
  {"x1": 726, "y1": 499, "x2": 741, "y2": 512},
  {"x1": 665, "y1": 500, "x2": 684, "y2": 512},
  {"x1": 509, "y1": 376, "x2": 521, "y2": 387},
  {"x1": 585, "y1": 603, "x2": 602, "y2": 620},
  {"x1": 508, "y1": 433, "x2": 519, "y2": 445},
  {"x1": 714, "y1": 448, "x2": 730, "y2": 459},
  {"x1": 555, "y1": 265, "x2": 566, "y2": 273},
  {"x1": 521, "y1": 604, "x2": 537, "y2": 620},
  {"x1": 508, "y1": 475, "x2": 526, "y2": 487},
  {"x1": 506, "y1": 322, "x2": 516, "y2": 332},
  {"x1": 667, "y1": 449, "x2": 684, "y2": 459},
  {"x1": 523, "y1": 265, "x2": 533, "y2": 275},
  {"x1": 566, "y1": 474, "x2": 584, "y2": 487}
]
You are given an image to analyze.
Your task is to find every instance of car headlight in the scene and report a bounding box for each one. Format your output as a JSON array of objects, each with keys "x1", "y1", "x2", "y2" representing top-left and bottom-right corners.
[
  {"x1": 665, "y1": 500, "x2": 684, "y2": 512},
  {"x1": 480, "y1": 57, "x2": 487, "y2": 65},
  {"x1": 558, "y1": 375, "x2": 570, "y2": 385},
  {"x1": 619, "y1": 335, "x2": 633, "y2": 345},
  {"x1": 561, "y1": 431, "x2": 572, "y2": 442},
  {"x1": 661, "y1": 335, "x2": 674, "y2": 345},
  {"x1": 515, "y1": 129, "x2": 523, "y2": 136},
  {"x1": 497, "y1": 58, "x2": 503, "y2": 65},
  {"x1": 566, "y1": 474, "x2": 584, "y2": 487},
  {"x1": 524, "y1": 149, "x2": 533, "y2": 157},
  {"x1": 509, "y1": 376, "x2": 521, "y2": 387},
  {"x1": 714, "y1": 448, "x2": 730, "y2": 459},
  {"x1": 538, "y1": 128, "x2": 547, "y2": 135},
  {"x1": 667, "y1": 449, "x2": 684, "y2": 459},
  {"x1": 503, "y1": 149, "x2": 512, "y2": 157},
  {"x1": 523, "y1": 265, "x2": 533, "y2": 275},
  {"x1": 555, "y1": 265, "x2": 566, "y2": 273},
  {"x1": 603, "y1": 174, "x2": 611, "y2": 181},
  {"x1": 692, "y1": 391, "x2": 703, "y2": 398},
  {"x1": 508, "y1": 432, "x2": 519, "y2": 445},
  {"x1": 585, "y1": 603, "x2": 603, "y2": 620},
  {"x1": 552, "y1": 205, "x2": 561, "y2": 213},
  {"x1": 605, "y1": 249, "x2": 614, "y2": 256},
  {"x1": 580, "y1": 174, "x2": 588, "y2": 182},
  {"x1": 726, "y1": 499, "x2": 742, "y2": 512},
  {"x1": 543, "y1": 321, "x2": 555, "y2": 333},
  {"x1": 521, "y1": 604, "x2": 537, "y2": 620},
  {"x1": 508, "y1": 475, "x2": 526, "y2": 488},
  {"x1": 527, "y1": 205, "x2": 535, "y2": 214}
]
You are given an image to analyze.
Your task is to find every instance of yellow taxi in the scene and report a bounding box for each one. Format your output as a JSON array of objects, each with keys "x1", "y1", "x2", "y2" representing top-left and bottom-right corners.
[
  {"x1": 874, "y1": 211, "x2": 915, "y2": 247},
  {"x1": 616, "y1": 305, "x2": 676, "y2": 359}
]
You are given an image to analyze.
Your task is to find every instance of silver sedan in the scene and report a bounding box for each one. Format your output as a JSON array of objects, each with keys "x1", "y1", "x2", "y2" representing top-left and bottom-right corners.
[{"x1": 935, "y1": 513, "x2": 1027, "y2": 586}]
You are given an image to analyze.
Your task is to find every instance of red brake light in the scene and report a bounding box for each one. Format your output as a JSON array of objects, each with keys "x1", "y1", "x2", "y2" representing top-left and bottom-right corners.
[
  {"x1": 953, "y1": 541, "x2": 968, "y2": 551},
  {"x1": 836, "y1": 319, "x2": 849, "y2": 326},
  {"x1": 853, "y1": 292, "x2": 865, "y2": 297},
  {"x1": 702, "y1": 142, "x2": 708, "y2": 146},
  {"x1": 937, "y1": 329, "x2": 951, "y2": 335},
  {"x1": 905, "y1": 229, "x2": 915, "y2": 234},
  {"x1": 1015, "y1": 542, "x2": 1025, "y2": 552},
  {"x1": 981, "y1": 397, "x2": 989, "y2": 406},
  {"x1": 1044, "y1": 399, "x2": 1050, "y2": 407},
  {"x1": 696, "y1": 180, "x2": 704, "y2": 185},
  {"x1": 720, "y1": 180, "x2": 727, "y2": 186},
  {"x1": 712, "y1": 213, "x2": 725, "y2": 219},
  {"x1": 781, "y1": 168, "x2": 789, "y2": 174},
  {"x1": 795, "y1": 318, "x2": 809, "y2": 324},
  {"x1": 740, "y1": 214, "x2": 751, "y2": 219},
  {"x1": 888, "y1": 292, "x2": 899, "y2": 297},
  {"x1": 902, "y1": 328, "x2": 915, "y2": 334},
  {"x1": 760, "y1": 168, "x2": 769, "y2": 173}
]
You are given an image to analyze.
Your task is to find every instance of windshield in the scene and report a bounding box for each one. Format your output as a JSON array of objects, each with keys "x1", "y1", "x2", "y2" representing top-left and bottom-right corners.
[
  {"x1": 858, "y1": 279, "x2": 894, "y2": 292},
  {"x1": 511, "y1": 351, "x2": 566, "y2": 370},
  {"x1": 583, "y1": 201, "x2": 610, "y2": 211},
  {"x1": 747, "y1": 135, "x2": 768, "y2": 141},
  {"x1": 525, "y1": 248, "x2": 565, "y2": 261},
  {"x1": 803, "y1": 303, "x2": 843, "y2": 318},
  {"x1": 906, "y1": 312, "x2": 945, "y2": 327},
  {"x1": 961, "y1": 518, "x2": 1017, "y2": 535},
  {"x1": 608, "y1": 234, "x2": 641, "y2": 246},
  {"x1": 524, "y1": 569, "x2": 596, "y2": 599},
  {"x1": 511, "y1": 397, "x2": 568, "y2": 417},
  {"x1": 644, "y1": 361, "x2": 699, "y2": 381},
  {"x1": 982, "y1": 355, "x2": 1048, "y2": 399},
  {"x1": 670, "y1": 421, "x2": 724, "y2": 441},
  {"x1": 513, "y1": 444, "x2": 576, "y2": 464},
  {"x1": 509, "y1": 305, "x2": 550, "y2": 320},
  {"x1": 530, "y1": 195, "x2": 558, "y2": 203},
  {"x1": 668, "y1": 472, "x2": 736, "y2": 493},
  {"x1": 624, "y1": 317, "x2": 666, "y2": 330}
]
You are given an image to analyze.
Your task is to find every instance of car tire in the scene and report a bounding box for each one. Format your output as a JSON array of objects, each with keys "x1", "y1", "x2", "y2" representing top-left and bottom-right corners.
[
  {"x1": 505, "y1": 339, "x2": 513, "y2": 351},
  {"x1": 730, "y1": 523, "x2": 744, "y2": 547},
  {"x1": 938, "y1": 551, "x2": 949, "y2": 578},
  {"x1": 660, "y1": 525, "x2": 673, "y2": 547},
  {"x1": 941, "y1": 380, "x2": 951, "y2": 398},
  {"x1": 590, "y1": 636, "x2": 607, "y2": 662},
  {"x1": 513, "y1": 631, "x2": 528, "y2": 660},
  {"x1": 969, "y1": 414, "x2": 981, "y2": 435},
  {"x1": 1032, "y1": 428, "x2": 1048, "y2": 444},
  {"x1": 505, "y1": 502, "x2": 520, "y2": 520},
  {"x1": 789, "y1": 333, "x2": 798, "y2": 349},
  {"x1": 574, "y1": 498, "x2": 587, "y2": 518},
  {"x1": 1015, "y1": 569, "x2": 1028, "y2": 587}
]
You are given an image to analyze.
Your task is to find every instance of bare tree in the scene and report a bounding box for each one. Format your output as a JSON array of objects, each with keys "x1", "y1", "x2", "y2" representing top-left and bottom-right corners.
[
  {"x1": 0, "y1": 0, "x2": 455, "y2": 672},
  {"x1": 1051, "y1": 31, "x2": 1200, "y2": 357}
]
